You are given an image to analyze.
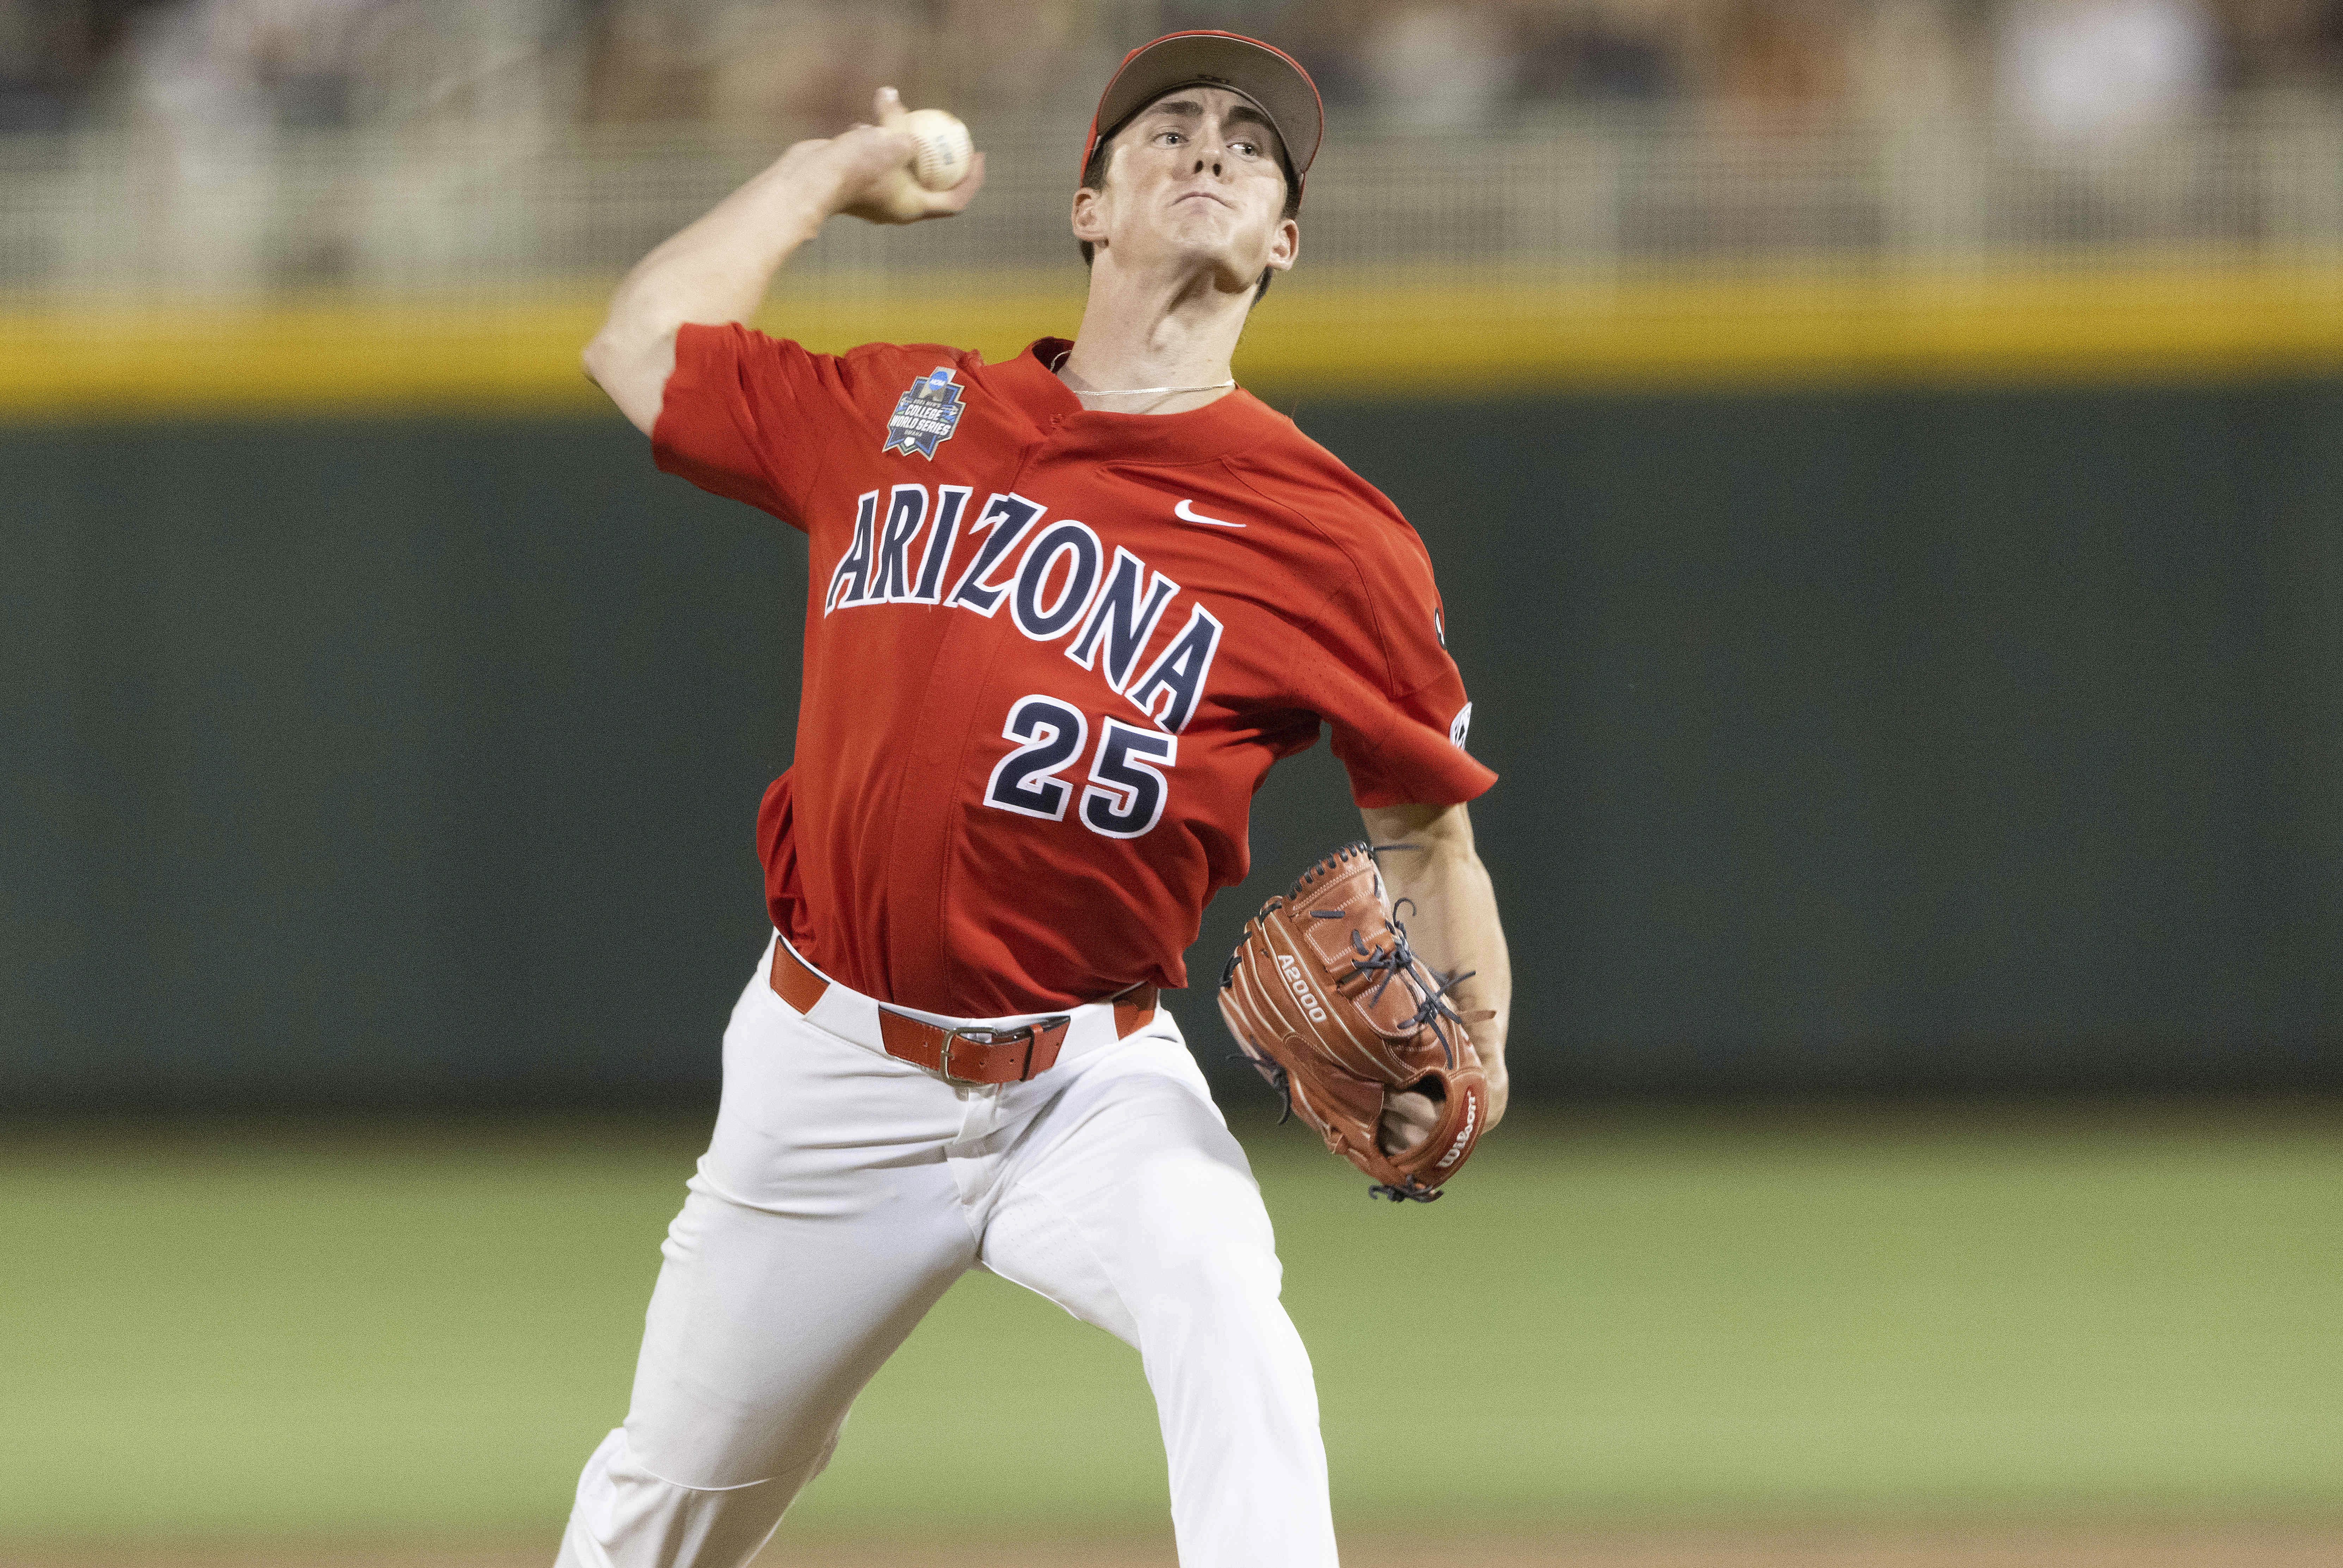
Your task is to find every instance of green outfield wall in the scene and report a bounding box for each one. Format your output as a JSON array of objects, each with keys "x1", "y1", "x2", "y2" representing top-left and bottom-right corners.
[{"x1": 6, "y1": 381, "x2": 2341, "y2": 1107}]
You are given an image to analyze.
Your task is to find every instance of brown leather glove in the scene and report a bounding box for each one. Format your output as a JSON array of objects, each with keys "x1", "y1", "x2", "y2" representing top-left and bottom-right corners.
[{"x1": 1219, "y1": 842, "x2": 1493, "y2": 1202}]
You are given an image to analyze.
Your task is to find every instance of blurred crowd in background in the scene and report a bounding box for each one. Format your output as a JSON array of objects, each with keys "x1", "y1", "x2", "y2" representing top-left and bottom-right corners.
[
  {"x1": 5, "y1": 0, "x2": 2343, "y2": 146},
  {"x1": 7, "y1": 0, "x2": 2342, "y2": 294}
]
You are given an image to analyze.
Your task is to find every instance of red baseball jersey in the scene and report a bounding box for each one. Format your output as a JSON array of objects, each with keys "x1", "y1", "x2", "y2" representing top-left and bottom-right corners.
[{"x1": 654, "y1": 325, "x2": 1496, "y2": 1017}]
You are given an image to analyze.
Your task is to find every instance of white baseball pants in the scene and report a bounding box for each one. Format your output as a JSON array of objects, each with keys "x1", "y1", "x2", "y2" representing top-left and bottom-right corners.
[{"x1": 554, "y1": 937, "x2": 1339, "y2": 1568}]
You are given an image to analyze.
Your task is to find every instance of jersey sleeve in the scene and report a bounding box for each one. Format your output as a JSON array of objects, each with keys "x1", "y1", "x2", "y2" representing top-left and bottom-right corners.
[
  {"x1": 1296, "y1": 522, "x2": 1498, "y2": 811},
  {"x1": 651, "y1": 324, "x2": 966, "y2": 531}
]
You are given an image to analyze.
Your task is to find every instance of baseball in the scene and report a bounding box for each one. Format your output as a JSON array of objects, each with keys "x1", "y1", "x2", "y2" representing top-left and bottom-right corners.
[{"x1": 901, "y1": 108, "x2": 974, "y2": 191}]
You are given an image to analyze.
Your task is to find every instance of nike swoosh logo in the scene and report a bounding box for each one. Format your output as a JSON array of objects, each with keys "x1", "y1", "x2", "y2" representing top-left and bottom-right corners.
[{"x1": 1175, "y1": 499, "x2": 1243, "y2": 528}]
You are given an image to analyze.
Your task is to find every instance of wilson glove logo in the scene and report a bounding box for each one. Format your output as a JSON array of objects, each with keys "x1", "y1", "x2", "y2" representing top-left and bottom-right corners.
[
  {"x1": 1435, "y1": 1095, "x2": 1478, "y2": 1168},
  {"x1": 1275, "y1": 953, "x2": 1327, "y2": 1024}
]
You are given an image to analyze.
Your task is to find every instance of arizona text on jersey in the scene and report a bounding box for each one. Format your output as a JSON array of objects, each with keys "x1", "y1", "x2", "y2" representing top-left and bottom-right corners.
[{"x1": 654, "y1": 328, "x2": 1496, "y2": 1018}]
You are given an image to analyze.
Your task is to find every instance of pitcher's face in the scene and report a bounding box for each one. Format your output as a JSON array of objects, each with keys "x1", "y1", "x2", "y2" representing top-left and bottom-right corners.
[{"x1": 1075, "y1": 85, "x2": 1297, "y2": 292}]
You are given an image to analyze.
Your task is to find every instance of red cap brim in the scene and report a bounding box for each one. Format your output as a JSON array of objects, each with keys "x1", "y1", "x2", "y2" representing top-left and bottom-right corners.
[{"x1": 1080, "y1": 31, "x2": 1325, "y2": 200}]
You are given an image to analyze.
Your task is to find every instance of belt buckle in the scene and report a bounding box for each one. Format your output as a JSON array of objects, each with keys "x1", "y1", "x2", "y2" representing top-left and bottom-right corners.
[
  {"x1": 936, "y1": 1017, "x2": 1070, "y2": 1082},
  {"x1": 937, "y1": 1023, "x2": 1011, "y2": 1083}
]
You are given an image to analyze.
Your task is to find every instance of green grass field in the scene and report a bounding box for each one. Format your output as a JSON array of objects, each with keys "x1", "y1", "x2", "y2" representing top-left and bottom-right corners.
[{"x1": 2, "y1": 1105, "x2": 2337, "y2": 1552}]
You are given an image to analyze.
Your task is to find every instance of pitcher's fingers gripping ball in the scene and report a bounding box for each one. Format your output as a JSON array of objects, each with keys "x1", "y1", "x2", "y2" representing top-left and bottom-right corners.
[
  {"x1": 838, "y1": 88, "x2": 984, "y2": 224},
  {"x1": 1221, "y1": 843, "x2": 1494, "y2": 1202}
]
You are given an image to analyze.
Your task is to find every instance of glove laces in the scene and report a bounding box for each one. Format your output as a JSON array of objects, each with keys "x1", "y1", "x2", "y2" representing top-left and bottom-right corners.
[{"x1": 1328, "y1": 902, "x2": 1476, "y2": 1067}]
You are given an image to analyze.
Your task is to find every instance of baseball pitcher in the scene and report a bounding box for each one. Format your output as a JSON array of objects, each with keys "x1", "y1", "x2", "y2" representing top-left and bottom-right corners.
[{"x1": 556, "y1": 31, "x2": 1513, "y2": 1568}]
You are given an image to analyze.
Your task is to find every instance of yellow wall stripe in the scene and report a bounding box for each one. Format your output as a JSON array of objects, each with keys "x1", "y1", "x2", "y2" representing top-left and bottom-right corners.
[
  {"x1": 1257, "y1": 257, "x2": 2343, "y2": 393},
  {"x1": 7, "y1": 255, "x2": 2342, "y2": 418}
]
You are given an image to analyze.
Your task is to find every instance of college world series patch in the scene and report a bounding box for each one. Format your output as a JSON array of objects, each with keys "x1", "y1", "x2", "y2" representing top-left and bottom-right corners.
[{"x1": 882, "y1": 366, "x2": 968, "y2": 459}]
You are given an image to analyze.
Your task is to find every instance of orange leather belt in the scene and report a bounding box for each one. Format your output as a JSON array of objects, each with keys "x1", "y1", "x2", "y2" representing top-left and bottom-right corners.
[{"x1": 769, "y1": 940, "x2": 1159, "y2": 1084}]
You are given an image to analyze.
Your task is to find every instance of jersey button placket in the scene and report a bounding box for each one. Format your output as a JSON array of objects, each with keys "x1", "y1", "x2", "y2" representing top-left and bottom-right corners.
[{"x1": 896, "y1": 436, "x2": 1051, "y2": 1007}]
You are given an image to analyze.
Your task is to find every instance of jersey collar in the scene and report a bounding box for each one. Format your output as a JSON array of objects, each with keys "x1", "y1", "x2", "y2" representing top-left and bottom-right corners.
[{"x1": 991, "y1": 338, "x2": 1283, "y2": 463}]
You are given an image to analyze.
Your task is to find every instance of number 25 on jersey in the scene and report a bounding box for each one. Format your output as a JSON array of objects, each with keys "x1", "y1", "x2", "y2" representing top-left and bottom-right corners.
[{"x1": 985, "y1": 697, "x2": 1176, "y2": 840}]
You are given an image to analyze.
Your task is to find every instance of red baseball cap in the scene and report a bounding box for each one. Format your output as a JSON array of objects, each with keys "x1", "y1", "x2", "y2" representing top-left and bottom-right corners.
[{"x1": 1080, "y1": 31, "x2": 1326, "y2": 202}]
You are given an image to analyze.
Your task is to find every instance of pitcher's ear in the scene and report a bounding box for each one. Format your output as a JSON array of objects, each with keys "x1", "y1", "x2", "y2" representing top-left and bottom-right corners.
[
  {"x1": 1267, "y1": 216, "x2": 1299, "y2": 273},
  {"x1": 1072, "y1": 183, "x2": 1108, "y2": 244}
]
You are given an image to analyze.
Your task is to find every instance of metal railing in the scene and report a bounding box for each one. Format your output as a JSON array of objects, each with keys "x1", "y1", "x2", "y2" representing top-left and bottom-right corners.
[{"x1": 6, "y1": 99, "x2": 2341, "y2": 299}]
